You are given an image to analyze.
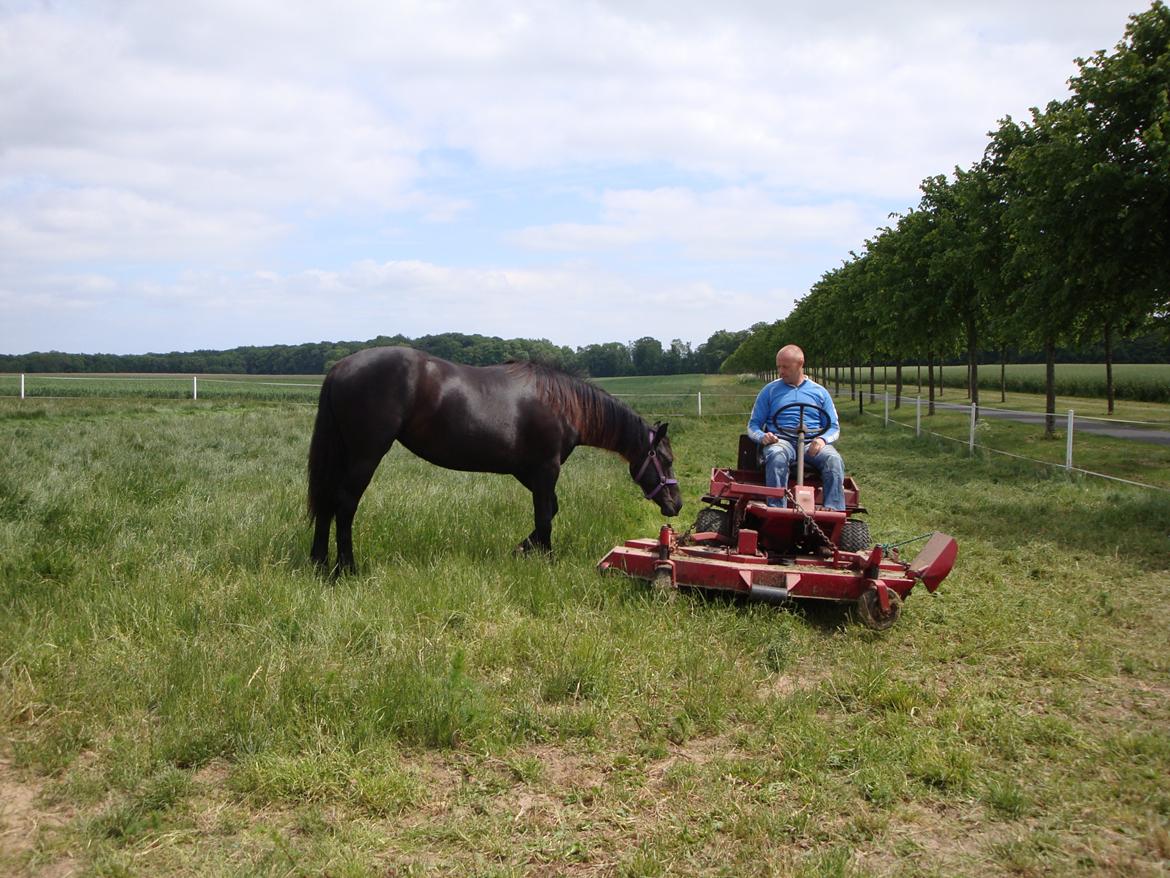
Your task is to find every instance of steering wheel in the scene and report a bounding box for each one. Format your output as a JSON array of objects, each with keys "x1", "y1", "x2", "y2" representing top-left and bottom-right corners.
[{"x1": 769, "y1": 402, "x2": 832, "y2": 442}]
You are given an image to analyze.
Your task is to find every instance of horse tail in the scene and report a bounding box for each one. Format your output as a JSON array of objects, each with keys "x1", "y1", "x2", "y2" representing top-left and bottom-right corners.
[{"x1": 307, "y1": 372, "x2": 344, "y2": 526}]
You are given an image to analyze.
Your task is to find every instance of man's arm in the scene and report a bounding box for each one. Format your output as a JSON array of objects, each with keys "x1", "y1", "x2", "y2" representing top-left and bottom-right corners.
[
  {"x1": 746, "y1": 385, "x2": 774, "y2": 444},
  {"x1": 819, "y1": 387, "x2": 841, "y2": 445}
]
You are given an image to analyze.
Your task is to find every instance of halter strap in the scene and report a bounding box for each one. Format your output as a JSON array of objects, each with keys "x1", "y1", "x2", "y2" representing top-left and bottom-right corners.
[{"x1": 634, "y1": 427, "x2": 679, "y2": 500}]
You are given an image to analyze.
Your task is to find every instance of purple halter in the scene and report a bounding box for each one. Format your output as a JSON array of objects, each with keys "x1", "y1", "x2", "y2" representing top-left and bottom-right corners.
[{"x1": 634, "y1": 427, "x2": 679, "y2": 500}]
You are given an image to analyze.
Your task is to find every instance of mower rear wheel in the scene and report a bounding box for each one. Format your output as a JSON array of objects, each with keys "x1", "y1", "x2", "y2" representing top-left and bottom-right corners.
[
  {"x1": 694, "y1": 507, "x2": 731, "y2": 539},
  {"x1": 838, "y1": 519, "x2": 871, "y2": 552},
  {"x1": 856, "y1": 587, "x2": 902, "y2": 631}
]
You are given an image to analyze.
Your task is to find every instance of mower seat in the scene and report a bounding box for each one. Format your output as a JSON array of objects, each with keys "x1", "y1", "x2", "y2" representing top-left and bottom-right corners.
[
  {"x1": 737, "y1": 434, "x2": 764, "y2": 471},
  {"x1": 734, "y1": 434, "x2": 862, "y2": 512}
]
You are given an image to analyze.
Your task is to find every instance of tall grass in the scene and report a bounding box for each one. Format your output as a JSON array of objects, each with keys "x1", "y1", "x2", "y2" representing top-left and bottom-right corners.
[{"x1": 1, "y1": 396, "x2": 1169, "y2": 875}]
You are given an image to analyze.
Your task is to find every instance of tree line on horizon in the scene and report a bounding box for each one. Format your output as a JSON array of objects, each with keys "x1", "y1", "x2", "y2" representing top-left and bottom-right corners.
[
  {"x1": 0, "y1": 328, "x2": 753, "y2": 379},
  {"x1": 721, "y1": 2, "x2": 1169, "y2": 430}
]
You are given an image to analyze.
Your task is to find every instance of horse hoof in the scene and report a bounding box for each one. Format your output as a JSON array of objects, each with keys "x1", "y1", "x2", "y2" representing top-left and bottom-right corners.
[{"x1": 515, "y1": 539, "x2": 552, "y2": 559}]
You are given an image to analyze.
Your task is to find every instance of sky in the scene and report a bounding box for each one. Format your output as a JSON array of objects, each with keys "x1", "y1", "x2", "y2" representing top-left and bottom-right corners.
[{"x1": 0, "y1": 0, "x2": 1148, "y2": 356}]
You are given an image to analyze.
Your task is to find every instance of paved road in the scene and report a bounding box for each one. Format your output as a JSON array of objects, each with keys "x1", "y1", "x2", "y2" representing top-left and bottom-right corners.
[{"x1": 930, "y1": 400, "x2": 1170, "y2": 445}]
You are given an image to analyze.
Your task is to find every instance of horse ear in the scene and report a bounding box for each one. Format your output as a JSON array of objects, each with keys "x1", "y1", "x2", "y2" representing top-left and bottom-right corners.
[{"x1": 654, "y1": 422, "x2": 669, "y2": 444}]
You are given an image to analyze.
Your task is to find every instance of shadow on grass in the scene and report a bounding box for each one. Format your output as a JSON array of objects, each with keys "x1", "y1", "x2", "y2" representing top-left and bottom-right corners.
[{"x1": 676, "y1": 584, "x2": 855, "y2": 632}]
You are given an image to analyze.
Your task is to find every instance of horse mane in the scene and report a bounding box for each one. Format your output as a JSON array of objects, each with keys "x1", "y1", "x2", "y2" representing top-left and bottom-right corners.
[{"x1": 505, "y1": 360, "x2": 646, "y2": 459}]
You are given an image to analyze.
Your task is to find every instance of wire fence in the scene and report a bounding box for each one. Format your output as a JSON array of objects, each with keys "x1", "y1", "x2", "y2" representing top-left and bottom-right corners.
[
  {"x1": 854, "y1": 390, "x2": 1170, "y2": 493},
  {"x1": 4, "y1": 374, "x2": 1168, "y2": 491}
]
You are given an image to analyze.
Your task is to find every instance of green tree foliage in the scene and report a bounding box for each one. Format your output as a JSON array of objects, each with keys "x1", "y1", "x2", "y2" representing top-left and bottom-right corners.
[
  {"x1": 2, "y1": 326, "x2": 755, "y2": 377},
  {"x1": 722, "y1": 2, "x2": 1168, "y2": 412}
]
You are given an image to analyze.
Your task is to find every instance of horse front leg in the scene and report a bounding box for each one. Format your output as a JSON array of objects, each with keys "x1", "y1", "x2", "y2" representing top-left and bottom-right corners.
[{"x1": 516, "y1": 466, "x2": 559, "y2": 556}]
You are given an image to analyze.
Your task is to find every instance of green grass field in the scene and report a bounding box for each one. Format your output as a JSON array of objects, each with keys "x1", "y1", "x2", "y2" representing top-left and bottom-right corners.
[{"x1": 2, "y1": 390, "x2": 1168, "y2": 876}]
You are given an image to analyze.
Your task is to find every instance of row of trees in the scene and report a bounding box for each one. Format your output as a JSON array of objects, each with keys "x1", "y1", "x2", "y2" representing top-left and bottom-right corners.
[
  {"x1": 1, "y1": 328, "x2": 751, "y2": 379},
  {"x1": 724, "y1": 2, "x2": 1169, "y2": 431}
]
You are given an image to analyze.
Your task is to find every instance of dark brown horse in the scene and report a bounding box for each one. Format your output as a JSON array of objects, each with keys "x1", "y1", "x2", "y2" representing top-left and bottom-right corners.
[{"x1": 308, "y1": 346, "x2": 682, "y2": 573}]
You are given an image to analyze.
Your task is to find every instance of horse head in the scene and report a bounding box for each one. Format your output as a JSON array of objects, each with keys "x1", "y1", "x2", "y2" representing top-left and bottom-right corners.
[{"x1": 630, "y1": 421, "x2": 682, "y2": 517}]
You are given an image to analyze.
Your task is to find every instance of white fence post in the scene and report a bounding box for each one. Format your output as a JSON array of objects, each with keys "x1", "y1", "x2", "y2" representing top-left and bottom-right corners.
[
  {"x1": 193, "y1": 376, "x2": 198, "y2": 401},
  {"x1": 969, "y1": 403, "x2": 977, "y2": 456},
  {"x1": 697, "y1": 391, "x2": 702, "y2": 417},
  {"x1": 20, "y1": 373, "x2": 25, "y2": 400},
  {"x1": 916, "y1": 395, "x2": 921, "y2": 437},
  {"x1": 1066, "y1": 409, "x2": 1075, "y2": 471}
]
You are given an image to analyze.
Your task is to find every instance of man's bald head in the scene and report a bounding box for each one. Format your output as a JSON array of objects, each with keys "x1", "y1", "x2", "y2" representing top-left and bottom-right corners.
[{"x1": 776, "y1": 345, "x2": 806, "y2": 386}]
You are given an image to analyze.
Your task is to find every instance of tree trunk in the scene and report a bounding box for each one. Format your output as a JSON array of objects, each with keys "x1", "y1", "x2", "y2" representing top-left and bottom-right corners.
[
  {"x1": 850, "y1": 362, "x2": 856, "y2": 400},
  {"x1": 869, "y1": 362, "x2": 875, "y2": 402},
  {"x1": 1044, "y1": 336, "x2": 1056, "y2": 438},
  {"x1": 917, "y1": 360, "x2": 922, "y2": 395},
  {"x1": 857, "y1": 360, "x2": 864, "y2": 414},
  {"x1": 835, "y1": 365, "x2": 840, "y2": 396},
  {"x1": 895, "y1": 361, "x2": 903, "y2": 409},
  {"x1": 928, "y1": 351, "x2": 936, "y2": 416},
  {"x1": 967, "y1": 315, "x2": 979, "y2": 405},
  {"x1": 1000, "y1": 345, "x2": 1007, "y2": 403},
  {"x1": 1104, "y1": 321, "x2": 1115, "y2": 415}
]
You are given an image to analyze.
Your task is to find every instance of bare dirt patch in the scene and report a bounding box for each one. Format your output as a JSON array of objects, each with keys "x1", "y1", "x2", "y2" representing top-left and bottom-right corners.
[{"x1": 0, "y1": 757, "x2": 75, "y2": 876}]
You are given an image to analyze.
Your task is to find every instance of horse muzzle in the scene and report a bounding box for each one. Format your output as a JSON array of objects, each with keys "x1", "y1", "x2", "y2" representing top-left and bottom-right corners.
[{"x1": 655, "y1": 488, "x2": 683, "y2": 517}]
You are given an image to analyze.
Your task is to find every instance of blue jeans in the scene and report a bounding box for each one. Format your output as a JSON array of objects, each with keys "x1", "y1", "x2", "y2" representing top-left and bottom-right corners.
[{"x1": 761, "y1": 440, "x2": 846, "y2": 510}]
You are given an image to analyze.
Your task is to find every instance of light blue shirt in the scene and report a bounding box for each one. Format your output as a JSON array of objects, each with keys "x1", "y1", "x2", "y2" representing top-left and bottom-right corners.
[{"x1": 747, "y1": 377, "x2": 840, "y2": 446}]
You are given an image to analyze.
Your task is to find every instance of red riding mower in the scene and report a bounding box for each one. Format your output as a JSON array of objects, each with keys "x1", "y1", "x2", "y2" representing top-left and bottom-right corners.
[{"x1": 598, "y1": 403, "x2": 958, "y2": 630}]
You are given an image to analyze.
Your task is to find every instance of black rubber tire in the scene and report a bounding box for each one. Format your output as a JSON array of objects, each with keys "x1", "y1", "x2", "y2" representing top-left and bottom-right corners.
[
  {"x1": 856, "y1": 587, "x2": 902, "y2": 631},
  {"x1": 838, "y1": 519, "x2": 871, "y2": 552},
  {"x1": 694, "y1": 507, "x2": 731, "y2": 538}
]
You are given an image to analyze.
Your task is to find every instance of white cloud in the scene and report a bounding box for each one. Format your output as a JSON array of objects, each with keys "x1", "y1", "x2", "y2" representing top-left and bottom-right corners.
[
  {"x1": 0, "y1": 187, "x2": 285, "y2": 262},
  {"x1": 0, "y1": 0, "x2": 1144, "y2": 353},
  {"x1": 0, "y1": 257, "x2": 793, "y2": 353},
  {"x1": 511, "y1": 187, "x2": 868, "y2": 258}
]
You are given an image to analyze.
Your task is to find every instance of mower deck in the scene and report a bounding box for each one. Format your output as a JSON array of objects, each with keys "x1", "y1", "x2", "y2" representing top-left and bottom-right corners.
[{"x1": 598, "y1": 438, "x2": 957, "y2": 629}]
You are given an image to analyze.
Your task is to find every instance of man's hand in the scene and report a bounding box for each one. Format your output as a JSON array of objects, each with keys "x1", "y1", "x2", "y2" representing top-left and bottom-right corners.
[
  {"x1": 760, "y1": 432, "x2": 779, "y2": 445},
  {"x1": 807, "y1": 437, "x2": 826, "y2": 457}
]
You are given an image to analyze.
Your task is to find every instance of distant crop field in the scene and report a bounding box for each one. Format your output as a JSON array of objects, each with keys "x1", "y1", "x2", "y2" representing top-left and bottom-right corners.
[
  {"x1": 931, "y1": 362, "x2": 1170, "y2": 403},
  {"x1": 1, "y1": 389, "x2": 1168, "y2": 876}
]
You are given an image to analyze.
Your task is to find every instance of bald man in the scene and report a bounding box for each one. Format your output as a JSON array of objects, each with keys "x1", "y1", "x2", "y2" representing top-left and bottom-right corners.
[{"x1": 746, "y1": 345, "x2": 845, "y2": 510}]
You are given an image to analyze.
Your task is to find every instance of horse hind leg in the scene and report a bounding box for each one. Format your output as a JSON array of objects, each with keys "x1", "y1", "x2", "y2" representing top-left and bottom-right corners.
[
  {"x1": 310, "y1": 509, "x2": 334, "y2": 573},
  {"x1": 333, "y1": 457, "x2": 382, "y2": 575}
]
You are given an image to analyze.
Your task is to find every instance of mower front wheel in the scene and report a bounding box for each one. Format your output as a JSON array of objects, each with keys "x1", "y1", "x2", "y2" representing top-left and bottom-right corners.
[{"x1": 856, "y1": 587, "x2": 902, "y2": 631}]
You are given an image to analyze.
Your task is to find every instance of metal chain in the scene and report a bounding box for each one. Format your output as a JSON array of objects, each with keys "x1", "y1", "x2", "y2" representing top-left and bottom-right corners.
[{"x1": 791, "y1": 497, "x2": 834, "y2": 549}]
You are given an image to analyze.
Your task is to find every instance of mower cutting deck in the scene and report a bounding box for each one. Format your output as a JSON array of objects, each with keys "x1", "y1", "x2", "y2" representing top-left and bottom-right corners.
[{"x1": 598, "y1": 435, "x2": 957, "y2": 630}]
